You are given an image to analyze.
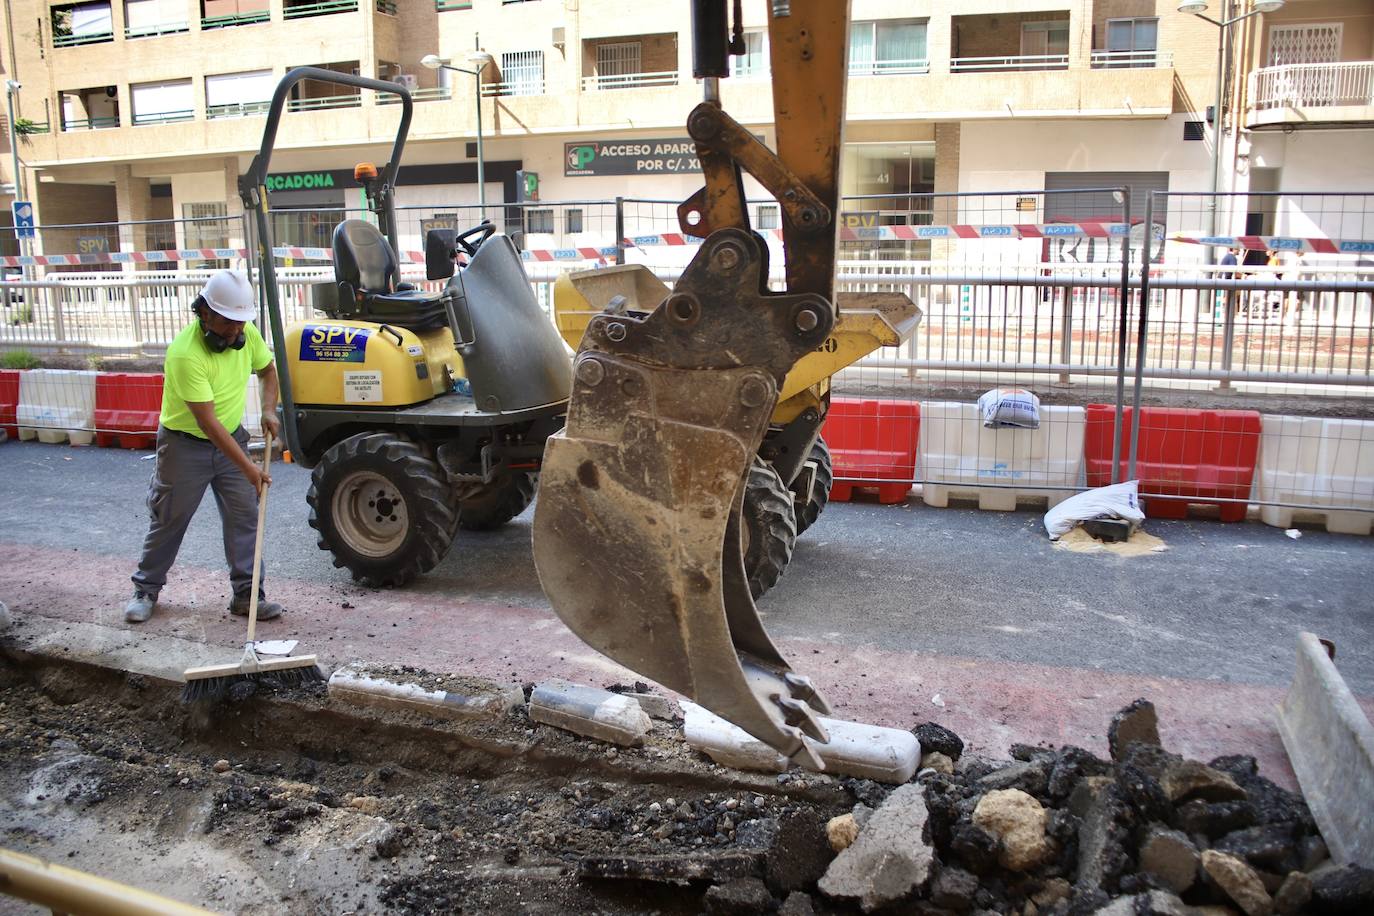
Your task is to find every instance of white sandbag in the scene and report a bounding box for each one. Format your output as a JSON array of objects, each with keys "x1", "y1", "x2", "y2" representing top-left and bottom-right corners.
[
  {"x1": 978, "y1": 388, "x2": 1041, "y2": 429},
  {"x1": 1043, "y1": 479, "x2": 1145, "y2": 540}
]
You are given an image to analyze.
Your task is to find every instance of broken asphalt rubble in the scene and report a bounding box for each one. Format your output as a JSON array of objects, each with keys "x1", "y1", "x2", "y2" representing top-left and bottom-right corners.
[{"x1": 334, "y1": 669, "x2": 1373, "y2": 914}]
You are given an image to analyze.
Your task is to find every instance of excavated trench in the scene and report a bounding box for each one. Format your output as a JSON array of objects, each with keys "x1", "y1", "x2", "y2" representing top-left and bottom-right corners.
[{"x1": 3, "y1": 651, "x2": 1373, "y2": 916}]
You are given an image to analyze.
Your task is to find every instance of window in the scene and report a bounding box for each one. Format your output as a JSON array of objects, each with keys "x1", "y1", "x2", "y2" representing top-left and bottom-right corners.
[
  {"x1": 52, "y1": 3, "x2": 113, "y2": 46},
  {"x1": 1104, "y1": 17, "x2": 1158, "y2": 67},
  {"x1": 850, "y1": 19, "x2": 928, "y2": 75},
  {"x1": 596, "y1": 41, "x2": 642, "y2": 87},
  {"x1": 526, "y1": 209, "x2": 554, "y2": 234},
  {"x1": 732, "y1": 30, "x2": 767, "y2": 77},
  {"x1": 501, "y1": 51, "x2": 545, "y2": 96},
  {"x1": 1020, "y1": 20, "x2": 1070, "y2": 58},
  {"x1": 565, "y1": 209, "x2": 584, "y2": 234},
  {"x1": 757, "y1": 204, "x2": 779, "y2": 230},
  {"x1": 201, "y1": 0, "x2": 269, "y2": 28},
  {"x1": 184, "y1": 202, "x2": 230, "y2": 269},
  {"x1": 125, "y1": 0, "x2": 188, "y2": 37},
  {"x1": 1183, "y1": 120, "x2": 1205, "y2": 141},
  {"x1": 131, "y1": 79, "x2": 195, "y2": 124},
  {"x1": 205, "y1": 69, "x2": 275, "y2": 118}
]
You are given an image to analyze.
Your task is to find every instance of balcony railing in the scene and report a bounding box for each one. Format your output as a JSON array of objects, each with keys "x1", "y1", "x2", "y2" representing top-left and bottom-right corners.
[
  {"x1": 850, "y1": 58, "x2": 930, "y2": 76},
  {"x1": 581, "y1": 71, "x2": 679, "y2": 91},
  {"x1": 287, "y1": 93, "x2": 362, "y2": 112},
  {"x1": 484, "y1": 79, "x2": 545, "y2": 98},
  {"x1": 202, "y1": 11, "x2": 270, "y2": 30},
  {"x1": 951, "y1": 54, "x2": 1069, "y2": 73},
  {"x1": 1090, "y1": 49, "x2": 1173, "y2": 69},
  {"x1": 436, "y1": 0, "x2": 472, "y2": 10},
  {"x1": 52, "y1": 30, "x2": 114, "y2": 48},
  {"x1": 132, "y1": 110, "x2": 195, "y2": 126},
  {"x1": 61, "y1": 116, "x2": 120, "y2": 131},
  {"x1": 377, "y1": 86, "x2": 453, "y2": 104},
  {"x1": 125, "y1": 21, "x2": 190, "y2": 39},
  {"x1": 284, "y1": 0, "x2": 358, "y2": 18},
  {"x1": 1249, "y1": 61, "x2": 1374, "y2": 110},
  {"x1": 207, "y1": 101, "x2": 272, "y2": 120}
]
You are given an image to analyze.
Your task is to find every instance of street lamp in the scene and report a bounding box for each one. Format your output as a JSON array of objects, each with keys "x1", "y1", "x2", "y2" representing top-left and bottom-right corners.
[
  {"x1": 422, "y1": 47, "x2": 495, "y2": 218},
  {"x1": 5, "y1": 80, "x2": 30, "y2": 280},
  {"x1": 1178, "y1": 1, "x2": 1285, "y2": 251}
]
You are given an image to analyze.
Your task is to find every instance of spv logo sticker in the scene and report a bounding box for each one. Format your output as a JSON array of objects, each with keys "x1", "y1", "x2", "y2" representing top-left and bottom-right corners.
[{"x1": 300, "y1": 325, "x2": 370, "y2": 363}]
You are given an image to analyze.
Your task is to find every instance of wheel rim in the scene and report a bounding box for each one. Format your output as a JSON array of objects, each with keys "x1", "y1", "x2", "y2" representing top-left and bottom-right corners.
[{"x1": 332, "y1": 470, "x2": 409, "y2": 558}]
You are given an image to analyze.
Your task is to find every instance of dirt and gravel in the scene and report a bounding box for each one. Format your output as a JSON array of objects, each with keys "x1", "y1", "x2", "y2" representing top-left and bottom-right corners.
[{"x1": 1, "y1": 654, "x2": 862, "y2": 915}]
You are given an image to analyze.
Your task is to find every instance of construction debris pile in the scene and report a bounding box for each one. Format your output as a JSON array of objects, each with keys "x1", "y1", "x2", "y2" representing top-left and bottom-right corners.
[{"x1": 789, "y1": 700, "x2": 1374, "y2": 916}]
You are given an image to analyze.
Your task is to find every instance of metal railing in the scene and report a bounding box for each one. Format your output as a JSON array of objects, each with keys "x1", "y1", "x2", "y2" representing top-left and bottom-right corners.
[
  {"x1": 201, "y1": 11, "x2": 270, "y2": 30},
  {"x1": 484, "y1": 79, "x2": 546, "y2": 98},
  {"x1": 1249, "y1": 61, "x2": 1374, "y2": 110},
  {"x1": 581, "y1": 71, "x2": 680, "y2": 91},
  {"x1": 1090, "y1": 49, "x2": 1174, "y2": 69},
  {"x1": 51, "y1": 30, "x2": 114, "y2": 48},
  {"x1": 286, "y1": 93, "x2": 362, "y2": 112},
  {"x1": 950, "y1": 54, "x2": 1069, "y2": 73},
  {"x1": 60, "y1": 117, "x2": 119, "y2": 132},
  {"x1": 131, "y1": 110, "x2": 195, "y2": 126},
  {"x1": 124, "y1": 21, "x2": 190, "y2": 40},
  {"x1": 284, "y1": 0, "x2": 359, "y2": 19},
  {"x1": 435, "y1": 0, "x2": 472, "y2": 10},
  {"x1": 849, "y1": 58, "x2": 931, "y2": 76},
  {"x1": 206, "y1": 101, "x2": 273, "y2": 120},
  {"x1": 378, "y1": 86, "x2": 452, "y2": 104}
]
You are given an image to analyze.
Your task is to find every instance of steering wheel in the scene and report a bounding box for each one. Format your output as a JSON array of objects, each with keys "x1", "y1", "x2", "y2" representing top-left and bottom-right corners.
[{"x1": 454, "y1": 221, "x2": 496, "y2": 256}]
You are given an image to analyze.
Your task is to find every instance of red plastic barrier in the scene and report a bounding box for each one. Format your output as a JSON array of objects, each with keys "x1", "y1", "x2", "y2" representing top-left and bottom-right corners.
[
  {"x1": 821, "y1": 398, "x2": 920, "y2": 504},
  {"x1": 94, "y1": 372, "x2": 164, "y2": 449},
  {"x1": 0, "y1": 369, "x2": 17, "y2": 438},
  {"x1": 1084, "y1": 404, "x2": 1261, "y2": 522}
]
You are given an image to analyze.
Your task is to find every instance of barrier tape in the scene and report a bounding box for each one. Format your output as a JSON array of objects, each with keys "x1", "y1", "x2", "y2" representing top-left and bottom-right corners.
[
  {"x1": 1170, "y1": 233, "x2": 1374, "y2": 255},
  {"x1": 12, "y1": 224, "x2": 1364, "y2": 270}
]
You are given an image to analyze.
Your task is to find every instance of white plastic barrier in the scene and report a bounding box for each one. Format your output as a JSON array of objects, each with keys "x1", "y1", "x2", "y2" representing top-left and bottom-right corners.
[
  {"x1": 918, "y1": 401, "x2": 1085, "y2": 511},
  {"x1": 1255, "y1": 415, "x2": 1374, "y2": 535},
  {"x1": 17, "y1": 369, "x2": 97, "y2": 446}
]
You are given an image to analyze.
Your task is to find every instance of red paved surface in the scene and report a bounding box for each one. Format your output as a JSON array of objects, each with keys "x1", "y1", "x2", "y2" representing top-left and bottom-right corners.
[{"x1": 6, "y1": 541, "x2": 1365, "y2": 790}]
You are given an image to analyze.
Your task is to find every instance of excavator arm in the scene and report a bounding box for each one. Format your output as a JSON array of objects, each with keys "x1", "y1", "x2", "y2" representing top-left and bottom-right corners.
[{"x1": 533, "y1": 0, "x2": 880, "y2": 767}]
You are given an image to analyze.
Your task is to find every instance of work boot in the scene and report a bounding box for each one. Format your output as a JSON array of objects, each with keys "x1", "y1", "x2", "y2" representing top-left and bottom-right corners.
[
  {"x1": 124, "y1": 590, "x2": 156, "y2": 623},
  {"x1": 229, "y1": 594, "x2": 283, "y2": 621}
]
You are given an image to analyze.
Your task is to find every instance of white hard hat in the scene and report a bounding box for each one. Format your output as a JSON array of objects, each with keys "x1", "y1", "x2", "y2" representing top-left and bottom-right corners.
[{"x1": 200, "y1": 270, "x2": 255, "y2": 322}]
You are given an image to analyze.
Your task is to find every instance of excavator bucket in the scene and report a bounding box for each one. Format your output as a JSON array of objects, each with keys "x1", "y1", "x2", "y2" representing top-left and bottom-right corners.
[{"x1": 532, "y1": 229, "x2": 834, "y2": 767}]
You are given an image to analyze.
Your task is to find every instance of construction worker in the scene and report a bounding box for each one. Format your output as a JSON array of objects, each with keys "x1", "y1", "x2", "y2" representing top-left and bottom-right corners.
[{"x1": 124, "y1": 270, "x2": 285, "y2": 624}]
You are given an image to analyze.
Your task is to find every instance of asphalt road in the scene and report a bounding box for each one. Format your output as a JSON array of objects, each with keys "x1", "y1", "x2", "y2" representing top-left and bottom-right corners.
[{"x1": 2, "y1": 436, "x2": 1370, "y2": 695}]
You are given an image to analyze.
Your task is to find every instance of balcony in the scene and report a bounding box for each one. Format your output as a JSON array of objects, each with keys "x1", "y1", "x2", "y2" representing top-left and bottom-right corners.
[
  {"x1": 206, "y1": 101, "x2": 272, "y2": 120},
  {"x1": 1090, "y1": 49, "x2": 1173, "y2": 70},
  {"x1": 581, "y1": 71, "x2": 679, "y2": 91},
  {"x1": 132, "y1": 109, "x2": 194, "y2": 126},
  {"x1": 951, "y1": 54, "x2": 1067, "y2": 73},
  {"x1": 1247, "y1": 61, "x2": 1374, "y2": 130},
  {"x1": 283, "y1": 0, "x2": 358, "y2": 19},
  {"x1": 286, "y1": 93, "x2": 361, "y2": 112},
  {"x1": 201, "y1": 11, "x2": 269, "y2": 30},
  {"x1": 377, "y1": 86, "x2": 453, "y2": 104},
  {"x1": 124, "y1": 20, "x2": 189, "y2": 40},
  {"x1": 435, "y1": 0, "x2": 471, "y2": 9},
  {"x1": 850, "y1": 58, "x2": 930, "y2": 77},
  {"x1": 61, "y1": 116, "x2": 119, "y2": 131}
]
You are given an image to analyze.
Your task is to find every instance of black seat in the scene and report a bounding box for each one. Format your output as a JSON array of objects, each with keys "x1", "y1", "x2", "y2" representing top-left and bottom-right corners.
[{"x1": 331, "y1": 220, "x2": 452, "y2": 331}]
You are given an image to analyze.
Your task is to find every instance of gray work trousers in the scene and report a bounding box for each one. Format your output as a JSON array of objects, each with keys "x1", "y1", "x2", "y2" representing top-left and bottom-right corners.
[{"x1": 131, "y1": 425, "x2": 262, "y2": 600}]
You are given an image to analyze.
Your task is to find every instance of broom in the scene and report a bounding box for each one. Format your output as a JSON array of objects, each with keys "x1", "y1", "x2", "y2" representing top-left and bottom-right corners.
[{"x1": 182, "y1": 435, "x2": 322, "y2": 702}]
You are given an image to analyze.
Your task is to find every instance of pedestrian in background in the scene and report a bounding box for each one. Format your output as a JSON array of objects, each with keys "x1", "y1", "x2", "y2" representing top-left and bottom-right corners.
[
  {"x1": 124, "y1": 270, "x2": 286, "y2": 624},
  {"x1": 1219, "y1": 246, "x2": 1239, "y2": 316}
]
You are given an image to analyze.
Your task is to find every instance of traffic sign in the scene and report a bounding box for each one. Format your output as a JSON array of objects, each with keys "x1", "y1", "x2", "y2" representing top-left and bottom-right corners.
[{"x1": 12, "y1": 200, "x2": 34, "y2": 239}]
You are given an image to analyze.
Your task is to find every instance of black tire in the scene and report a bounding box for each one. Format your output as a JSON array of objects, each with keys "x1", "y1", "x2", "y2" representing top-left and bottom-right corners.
[
  {"x1": 742, "y1": 461, "x2": 798, "y2": 600},
  {"x1": 306, "y1": 432, "x2": 459, "y2": 588},
  {"x1": 793, "y1": 436, "x2": 833, "y2": 535},
  {"x1": 458, "y1": 472, "x2": 536, "y2": 531}
]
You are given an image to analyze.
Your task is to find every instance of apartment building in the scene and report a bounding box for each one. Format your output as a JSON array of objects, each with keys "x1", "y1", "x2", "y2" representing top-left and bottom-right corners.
[{"x1": 0, "y1": 0, "x2": 1368, "y2": 260}]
